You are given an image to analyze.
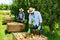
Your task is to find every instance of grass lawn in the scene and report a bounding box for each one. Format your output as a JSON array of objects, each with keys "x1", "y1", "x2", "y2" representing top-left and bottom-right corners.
[{"x1": 0, "y1": 15, "x2": 60, "y2": 40}]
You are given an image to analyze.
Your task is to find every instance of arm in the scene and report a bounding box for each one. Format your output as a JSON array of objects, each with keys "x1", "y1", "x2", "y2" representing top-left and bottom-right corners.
[
  {"x1": 28, "y1": 14, "x2": 31, "y2": 28},
  {"x1": 38, "y1": 12, "x2": 42, "y2": 26},
  {"x1": 39, "y1": 12, "x2": 42, "y2": 30},
  {"x1": 27, "y1": 14, "x2": 31, "y2": 33},
  {"x1": 38, "y1": 12, "x2": 42, "y2": 30}
]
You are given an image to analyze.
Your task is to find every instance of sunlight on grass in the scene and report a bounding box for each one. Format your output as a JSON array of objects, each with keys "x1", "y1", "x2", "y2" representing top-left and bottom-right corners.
[{"x1": 0, "y1": 15, "x2": 13, "y2": 40}]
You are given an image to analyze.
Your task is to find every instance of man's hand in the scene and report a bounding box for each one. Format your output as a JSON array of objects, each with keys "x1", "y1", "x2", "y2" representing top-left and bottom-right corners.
[
  {"x1": 27, "y1": 24, "x2": 31, "y2": 33},
  {"x1": 37, "y1": 23, "x2": 42, "y2": 30},
  {"x1": 37, "y1": 26, "x2": 41, "y2": 30},
  {"x1": 28, "y1": 24, "x2": 31, "y2": 28}
]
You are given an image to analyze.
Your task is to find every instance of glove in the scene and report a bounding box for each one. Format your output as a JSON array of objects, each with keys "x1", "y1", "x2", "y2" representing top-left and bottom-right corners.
[
  {"x1": 37, "y1": 26, "x2": 41, "y2": 30},
  {"x1": 27, "y1": 28, "x2": 31, "y2": 33}
]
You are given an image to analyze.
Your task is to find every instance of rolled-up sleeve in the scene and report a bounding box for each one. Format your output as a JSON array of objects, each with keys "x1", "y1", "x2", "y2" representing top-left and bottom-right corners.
[
  {"x1": 38, "y1": 12, "x2": 42, "y2": 23},
  {"x1": 29, "y1": 14, "x2": 31, "y2": 24}
]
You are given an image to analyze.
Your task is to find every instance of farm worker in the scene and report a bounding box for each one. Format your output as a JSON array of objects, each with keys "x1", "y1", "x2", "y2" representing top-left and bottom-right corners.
[
  {"x1": 27, "y1": 7, "x2": 43, "y2": 34},
  {"x1": 18, "y1": 8, "x2": 25, "y2": 23}
]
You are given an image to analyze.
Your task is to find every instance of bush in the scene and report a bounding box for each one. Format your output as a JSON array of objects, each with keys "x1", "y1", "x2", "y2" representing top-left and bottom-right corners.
[{"x1": 43, "y1": 25, "x2": 50, "y2": 33}]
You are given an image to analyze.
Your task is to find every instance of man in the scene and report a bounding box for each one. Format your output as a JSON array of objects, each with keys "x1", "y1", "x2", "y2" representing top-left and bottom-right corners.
[
  {"x1": 18, "y1": 8, "x2": 25, "y2": 23},
  {"x1": 27, "y1": 7, "x2": 42, "y2": 34}
]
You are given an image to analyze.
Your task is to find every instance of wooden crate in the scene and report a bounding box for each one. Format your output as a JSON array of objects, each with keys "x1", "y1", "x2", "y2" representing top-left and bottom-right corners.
[
  {"x1": 12, "y1": 32, "x2": 48, "y2": 40},
  {"x1": 7, "y1": 22, "x2": 25, "y2": 32},
  {"x1": 4, "y1": 17, "x2": 14, "y2": 23},
  {"x1": 12, "y1": 32, "x2": 26, "y2": 40}
]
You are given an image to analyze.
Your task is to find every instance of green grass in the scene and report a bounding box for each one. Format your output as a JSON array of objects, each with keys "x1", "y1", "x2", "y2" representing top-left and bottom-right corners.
[
  {"x1": 0, "y1": 15, "x2": 13, "y2": 40},
  {"x1": 0, "y1": 15, "x2": 60, "y2": 40}
]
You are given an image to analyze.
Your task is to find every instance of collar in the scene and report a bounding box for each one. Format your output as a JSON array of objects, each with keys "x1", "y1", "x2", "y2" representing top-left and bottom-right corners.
[{"x1": 31, "y1": 12, "x2": 34, "y2": 15}]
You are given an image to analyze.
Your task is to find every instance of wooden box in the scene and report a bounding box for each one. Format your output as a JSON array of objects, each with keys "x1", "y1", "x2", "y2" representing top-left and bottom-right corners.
[
  {"x1": 3, "y1": 17, "x2": 14, "y2": 23},
  {"x1": 12, "y1": 32, "x2": 26, "y2": 40},
  {"x1": 7, "y1": 22, "x2": 25, "y2": 32},
  {"x1": 12, "y1": 32, "x2": 48, "y2": 40}
]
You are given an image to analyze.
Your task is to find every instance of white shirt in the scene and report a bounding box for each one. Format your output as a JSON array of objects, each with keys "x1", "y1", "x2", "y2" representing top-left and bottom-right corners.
[{"x1": 29, "y1": 11, "x2": 42, "y2": 26}]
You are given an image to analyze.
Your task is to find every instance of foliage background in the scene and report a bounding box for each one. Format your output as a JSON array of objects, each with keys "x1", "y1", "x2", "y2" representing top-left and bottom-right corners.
[
  {"x1": 0, "y1": 0, "x2": 60, "y2": 40},
  {"x1": 0, "y1": 0, "x2": 60, "y2": 33},
  {"x1": 11, "y1": 0, "x2": 60, "y2": 31}
]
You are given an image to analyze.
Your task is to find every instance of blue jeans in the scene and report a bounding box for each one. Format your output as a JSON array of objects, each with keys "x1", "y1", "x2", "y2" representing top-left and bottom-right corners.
[
  {"x1": 33, "y1": 25, "x2": 42, "y2": 30},
  {"x1": 33, "y1": 25, "x2": 38, "y2": 29},
  {"x1": 19, "y1": 18, "x2": 23, "y2": 20},
  {"x1": 18, "y1": 18, "x2": 23, "y2": 23}
]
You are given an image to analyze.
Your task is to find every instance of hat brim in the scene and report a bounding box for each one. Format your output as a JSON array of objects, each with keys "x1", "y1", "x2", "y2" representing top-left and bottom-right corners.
[
  {"x1": 19, "y1": 9, "x2": 24, "y2": 12},
  {"x1": 27, "y1": 9, "x2": 35, "y2": 13}
]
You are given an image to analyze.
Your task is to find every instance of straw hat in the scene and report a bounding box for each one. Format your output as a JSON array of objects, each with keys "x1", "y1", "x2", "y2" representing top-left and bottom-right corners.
[
  {"x1": 27, "y1": 7, "x2": 35, "y2": 13},
  {"x1": 19, "y1": 8, "x2": 24, "y2": 12}
]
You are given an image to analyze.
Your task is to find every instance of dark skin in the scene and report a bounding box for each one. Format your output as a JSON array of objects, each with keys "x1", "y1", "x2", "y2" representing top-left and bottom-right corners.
[{"x1": 28, "y1": 24, "x2": 30, "y2": 28}]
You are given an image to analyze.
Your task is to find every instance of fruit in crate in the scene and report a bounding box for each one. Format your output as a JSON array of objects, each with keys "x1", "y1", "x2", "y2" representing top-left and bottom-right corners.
[{"x1": 13, "y1": 32, "x2": 48, "y2": 40}]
